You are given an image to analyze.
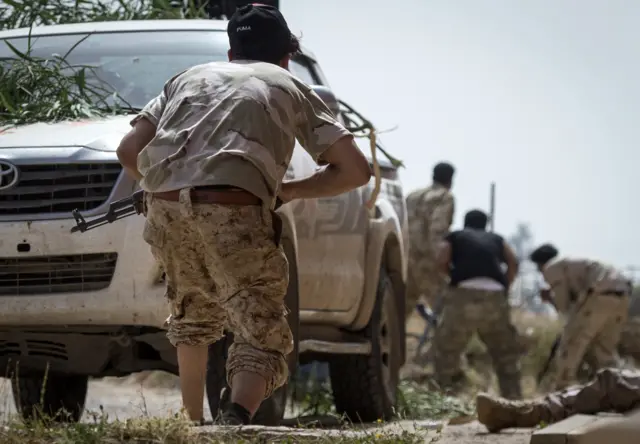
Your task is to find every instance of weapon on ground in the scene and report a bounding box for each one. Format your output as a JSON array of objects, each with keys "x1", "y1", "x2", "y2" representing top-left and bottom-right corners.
[
  {"x1": 414, "y1": 290, "x2": 446, "y2": 359},
  {"x1": 537, "y1": 332, "x2": 561, "y2": 383},
  {"x1": 70, "y1": 190, "x2": 145, "y2": 233}
]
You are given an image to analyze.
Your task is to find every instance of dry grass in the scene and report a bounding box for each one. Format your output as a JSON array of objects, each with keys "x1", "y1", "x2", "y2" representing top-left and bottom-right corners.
[
  {"x1": 108, "y1": 309, "x2": 563, "y2": 425},
  {"x1": 0, "y1": 369, "x2": 429, "y2": 443},
  {"x1": 0, "y1": 413, "x2": 424, "y2": 443},
  {"x1": 405, "y1": 308, "x2": 563, "y2": 398},
  {"x1": 0, "y1": 309, "x2": 588, "y2": 443},
  {"x1": 0, "y1": 402, "x2": 427, "y2": 444}
]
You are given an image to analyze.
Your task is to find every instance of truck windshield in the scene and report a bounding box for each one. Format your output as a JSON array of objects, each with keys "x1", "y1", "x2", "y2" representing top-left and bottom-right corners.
[{"x1": 0, "y1": 30, "x2": 230, "y2": 109}]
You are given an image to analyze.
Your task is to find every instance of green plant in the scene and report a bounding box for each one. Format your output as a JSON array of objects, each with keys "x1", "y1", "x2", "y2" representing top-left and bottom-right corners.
[
  {"x1": 0, "y1": 0, "x2": 210, "y2": 31},
  {"x1": 0, "y1": 29, "x2": 129, "y2": 127},
  {"x1": 397, "y1": 380, "x2": 475, "y2": 420},
  {"x1": 0, "y1": 0, "x2": 216, "y2": 128},
  {"x1": 0, "y1": 412, "x2": 425, "y2": 443}
]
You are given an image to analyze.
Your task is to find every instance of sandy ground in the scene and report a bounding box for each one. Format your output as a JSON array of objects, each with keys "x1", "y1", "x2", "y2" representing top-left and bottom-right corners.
[
  {"x1": 0, "y1": 310, "x2": 537, "y2": 442},
  {"x1": 0, "y1": 376, "x2": 535, "y2": 443}
]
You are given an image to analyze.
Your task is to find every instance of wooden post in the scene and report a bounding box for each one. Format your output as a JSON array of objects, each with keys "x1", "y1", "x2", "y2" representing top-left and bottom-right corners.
[{"x1": 489, "y1": 182, "x2": 496, "y2": 232}]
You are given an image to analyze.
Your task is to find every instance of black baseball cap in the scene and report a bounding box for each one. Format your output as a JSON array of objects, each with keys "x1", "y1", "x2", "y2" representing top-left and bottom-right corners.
[{"x1": 227, "y1": 3, "x2": 294, "y2": 62}]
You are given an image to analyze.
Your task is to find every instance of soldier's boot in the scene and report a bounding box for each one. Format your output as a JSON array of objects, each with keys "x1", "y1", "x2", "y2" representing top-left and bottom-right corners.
[
  {"x1": 476, "y1": 392, "x2": 551, "y2": 432},
  {"x1": 215, "y1": 387, "x2": 251, "y2": 426}
]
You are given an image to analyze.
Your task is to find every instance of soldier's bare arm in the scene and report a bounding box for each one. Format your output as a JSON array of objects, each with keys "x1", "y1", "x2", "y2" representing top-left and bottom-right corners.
[
  {"x1": 281, "y1": 87, "x2": 371, "y2": 201},
  {"x1": 116, "y1": 117, "x2": 157, "y2": 180},
  {"x1": 280, "y1": 135, "x2": 372, "y2": 201},
  {"x1": 503, "y1": 241, "x2": 520, "y2": 289},
  {"x1": 117, "y1": 77, "x2": 173, "y2": 180},
  {"x1": 538, "y1": 280, "x2": 557, "y2": 309}
]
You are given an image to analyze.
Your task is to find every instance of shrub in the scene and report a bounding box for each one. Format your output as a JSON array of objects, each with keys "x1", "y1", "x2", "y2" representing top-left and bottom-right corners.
[
  {"x1": 0, "y1": 0, "x2": 210, "y2": 127},
  {"x1": 0, "y1": 0, "x2": 207, "y2": 31}
]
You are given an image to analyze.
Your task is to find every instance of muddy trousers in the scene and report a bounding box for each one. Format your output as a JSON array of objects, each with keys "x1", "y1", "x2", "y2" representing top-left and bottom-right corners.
[
  {"x1": 433, "y1": 287, "x2": 522, "y2": 399},
  {"x1": 541, "y1": 368, "x2": 640, "y2": 422},
  {"x1": 542, "y1": 292, "x2": 630, "y2": 391}
]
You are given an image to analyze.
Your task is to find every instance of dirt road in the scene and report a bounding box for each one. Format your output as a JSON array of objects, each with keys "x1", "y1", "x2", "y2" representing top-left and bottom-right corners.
[{"x1": 0, "y1": 376, "x2": 534, "y2": 443}]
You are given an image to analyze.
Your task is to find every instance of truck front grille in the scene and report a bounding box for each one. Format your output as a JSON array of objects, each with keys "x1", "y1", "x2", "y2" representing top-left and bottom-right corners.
[
  {"x1": 0, "y1": 253, "x2": 118, "y2": 296},
  {"x1": 0, "y1": 163, "x2": 122, "y2": 215}
]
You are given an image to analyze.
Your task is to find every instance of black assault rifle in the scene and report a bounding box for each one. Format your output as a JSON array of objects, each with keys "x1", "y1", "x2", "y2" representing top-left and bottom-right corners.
[
  {"x1": 70, "y1": 190, "x2": 145, "y2": 234},
  {"x1": 70, "y1": 191, "x2": 284, "y2": 234},
  {"x1": 537, "y1": 333, "x2": 561, "y2": 383}
]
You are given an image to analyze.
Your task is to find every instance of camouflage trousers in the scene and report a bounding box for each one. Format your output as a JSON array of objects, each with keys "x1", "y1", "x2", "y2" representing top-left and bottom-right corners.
[
  {"x1": 406, "y1": 252, "x2": 444, "y2": 319},
  {"x1": 541, "y1": 292, "x2": 630, "y2": 392},
  {"x1": 540, "y1": 368, "x2": 640, "y2": 421},
  {"x1": 143, "y1": 190, "x2": 293, "y2": 398},
  {"x1": 433, "y1": 287, "x2": 522, "y2": 399}
]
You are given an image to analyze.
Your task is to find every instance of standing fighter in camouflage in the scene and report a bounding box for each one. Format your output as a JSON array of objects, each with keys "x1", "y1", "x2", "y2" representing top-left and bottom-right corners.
[
  {"x1": 477, "y1": 368, "x2": 640, "y2": 432},
  {"x1": 432, "y1": 209, "x2": 522, "y2": 398},
  {"x1": 530, "y1": 244, "x2": 632, "y2": 392},
  {"x1": 405, "y1": 162, "x2": 455, "y2": 319},
  {"x1": 115, "y1": 4, "x2": 371, "y2": 425}
]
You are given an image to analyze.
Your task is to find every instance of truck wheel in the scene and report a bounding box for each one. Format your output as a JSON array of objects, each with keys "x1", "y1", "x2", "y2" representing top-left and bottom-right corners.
[
  {"x1": 206, "y1": 239, "x2": 299, "y2": 425},
  {"x1": 329, "y1": 268, "x2": 402, "y2": 422},
  {"x1": 11, "y1": 372, "x2": 88, "y2": 423}
]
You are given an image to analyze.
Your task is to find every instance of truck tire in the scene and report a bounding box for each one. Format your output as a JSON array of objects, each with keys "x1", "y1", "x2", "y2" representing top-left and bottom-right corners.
[
  {"x1": 206, "y1": 239, "x2": 299, "y2": 425},
  {"x1": 329, "y1": 268, "x2": 402, "y2": 422},
  {"x1": 11, "y1": 372, "x2": 88, "y2": 423}
]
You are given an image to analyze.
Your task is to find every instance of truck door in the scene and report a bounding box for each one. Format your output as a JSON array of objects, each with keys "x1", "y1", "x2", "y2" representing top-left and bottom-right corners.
[{"x1": 288, "y1": 58, "x2": 368, "y2": 313}]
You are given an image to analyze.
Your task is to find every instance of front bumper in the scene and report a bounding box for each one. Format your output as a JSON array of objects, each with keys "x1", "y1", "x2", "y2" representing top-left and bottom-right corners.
[{"x1": 0, "y1": 213, "x2": 167, "y2": 327}]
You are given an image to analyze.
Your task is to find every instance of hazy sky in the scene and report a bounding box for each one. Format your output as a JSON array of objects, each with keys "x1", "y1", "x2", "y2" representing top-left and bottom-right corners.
[{"x1": 281, "y1": 0, "x2": 638, "y2": 271}]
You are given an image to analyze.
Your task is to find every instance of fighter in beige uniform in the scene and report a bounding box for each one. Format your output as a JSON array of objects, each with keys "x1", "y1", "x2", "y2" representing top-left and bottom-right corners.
[
  {"x1": 405, "y1": 162, "x2": 455, "y2": 318},
  {"x1": 529, "y1": 244, "x2": 632, "y2": 391},
  {"x1": 115, "y1": 4, "x2": 371, "y2": 424}
]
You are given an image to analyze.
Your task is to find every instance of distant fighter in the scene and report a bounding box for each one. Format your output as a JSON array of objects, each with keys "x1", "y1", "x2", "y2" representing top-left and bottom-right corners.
[
  {"x1": 405, "y1": 162, "x2": 455, "y2": 319},
  {"x1": 530, "y1": 243, "x2": 632, "y2": 391}
]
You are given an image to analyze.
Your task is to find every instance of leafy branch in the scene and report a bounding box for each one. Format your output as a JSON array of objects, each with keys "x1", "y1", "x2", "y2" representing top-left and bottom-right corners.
[
  {"x1": 0, "y1": 29, "x2": 131, "y2": 127},
  {"x1": 0, "y1": 0, "x2": 210, "y2": 31}
]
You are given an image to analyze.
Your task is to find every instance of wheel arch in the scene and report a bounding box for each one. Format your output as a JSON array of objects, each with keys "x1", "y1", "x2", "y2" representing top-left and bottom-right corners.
[
  {"x1": 349, "y1": 200, "x2": 407, "y2": 363},
  {"x1": 380, "y1": 233, "x2": 406, "y2": 364}
]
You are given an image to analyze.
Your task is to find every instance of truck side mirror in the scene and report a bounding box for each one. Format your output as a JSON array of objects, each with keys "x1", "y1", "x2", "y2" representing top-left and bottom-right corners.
[{"x1": 311, "y1": 85, "x2": 340, "y2": 118}]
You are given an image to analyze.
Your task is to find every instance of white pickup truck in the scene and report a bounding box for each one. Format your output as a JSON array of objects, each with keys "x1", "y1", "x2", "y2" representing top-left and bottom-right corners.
[{"x1": 0, "y1": 19, "x2": 409, "y2": 425}]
